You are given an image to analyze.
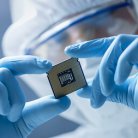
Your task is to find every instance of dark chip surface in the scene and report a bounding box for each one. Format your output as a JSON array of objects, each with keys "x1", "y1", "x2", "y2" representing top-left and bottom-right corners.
[{"x1": 57, "y1": 68, "x2": 76, "y2": 87}]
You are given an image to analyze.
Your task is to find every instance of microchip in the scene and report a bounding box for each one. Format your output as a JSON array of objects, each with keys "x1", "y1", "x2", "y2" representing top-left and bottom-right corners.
[
  {"x1": 57, "y1": 68, "x2": 76, "y2": 87},
  {"x1": 47, "y1": 58, "x2": 87, "y2": 98}
]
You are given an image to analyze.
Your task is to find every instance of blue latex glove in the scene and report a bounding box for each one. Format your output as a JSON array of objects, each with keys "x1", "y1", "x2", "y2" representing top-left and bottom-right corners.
[
  {"x1": 0, "y1": 56, "x2": 70, "y2": 138},
  {"x1": 65, "y1": 34, "x2": 138, "y2": 110}
]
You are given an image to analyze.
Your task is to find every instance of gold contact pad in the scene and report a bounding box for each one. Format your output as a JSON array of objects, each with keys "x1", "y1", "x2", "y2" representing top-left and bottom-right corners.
[{"x1": 47, "y1": 58, "x2": 87, "y2": 98}]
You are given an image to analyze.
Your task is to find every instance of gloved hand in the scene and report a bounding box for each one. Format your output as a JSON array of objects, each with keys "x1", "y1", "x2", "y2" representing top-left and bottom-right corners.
[
  {"x1": 0, "y1": 55, "x2": 70, "y2": 138},
  {"x1": 65, "y1": 34, "x2": 138, "y2": 110}
]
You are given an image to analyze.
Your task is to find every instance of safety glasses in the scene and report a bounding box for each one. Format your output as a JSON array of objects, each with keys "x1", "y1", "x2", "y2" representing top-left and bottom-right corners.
[{"x1": 24, "y1": 0, "x2": 138, "y2": 64}]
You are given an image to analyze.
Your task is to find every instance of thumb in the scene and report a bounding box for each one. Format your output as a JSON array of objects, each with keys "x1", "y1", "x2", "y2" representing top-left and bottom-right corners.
[{"x1": 17, "y1": 96, "x2": 71, "y2": 137}]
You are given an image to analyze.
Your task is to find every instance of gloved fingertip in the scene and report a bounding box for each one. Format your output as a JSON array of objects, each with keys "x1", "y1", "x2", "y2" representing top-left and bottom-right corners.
[
  {"x1": 114, "y1": 76, "x2": 124, "y2": 85},
  {"x1": 77, "y1": 86, "x2": 91, "y2": 98},
  {"x1": 44, "y1": 95, "x2": 71, "y2": 110},
  {"x1": 64, "y1": 47, "x2": 73, "y2": 56},
  {"x1": 90, "y1": 87, "x2": 107, "y2": 108},
  {"x1": 90, "y1": 98, "x2": 105, "y2": 108},
  {"x1": 57, "y1": 96, "x2": 71, "y2": 110},
  {"x1": 36, "y1": 58, "x2": 52, "y2": 71},
  {"x1": 90, "y1": 99, "x2": 99, "y2": 108},
  {"x1": 7, "y1": 115, "x2": 20, "y2": 122},
  {"x1": 77, "y1": 90, "x2": 88, "y2": 98},
  {"x1": 100, "y1": 86, "x2": 113, "y2": 96},
  {"x1": 114, "y1": 68, "x2": 125, "y2": 85},
  {"x1": 77, "y1": 91, "x2": 89, "y2": 98},
  {"x1": 9, "y1": 104, "x2": 25, "y2": 122},
  {"x1": 64, "y1": 44, "x2": 79, "y2": 56},
  {"x1": 102, "y1": 91, "x2": 111, "y2": 97}
]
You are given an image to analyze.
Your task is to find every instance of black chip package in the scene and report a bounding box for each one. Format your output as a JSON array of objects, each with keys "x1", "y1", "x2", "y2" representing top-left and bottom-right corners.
[{"x1": 57, "y1": 68, "x2": 76, "y2": 87}]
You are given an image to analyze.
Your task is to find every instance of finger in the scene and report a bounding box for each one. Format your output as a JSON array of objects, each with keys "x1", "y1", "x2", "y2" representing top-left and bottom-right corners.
[
  {"x1": 19, "y1": 96, "x2": 70, "y2": 137},
  {"x1": 64, "y1": 37, "x2": 115, "y2": 58},
  {"x1": 77, "y1": 84, "x2": 92, "y2": 98},
  {"x1": 0, "y1": 82, "x2": 11, "y2": 115},
  {"x1": 0, "y1": 55, "x2": 52, "y2": 75},
  {"x1": 99, "y1": 34, "x2": 138, "y2": 96},
  {"x1": 115, "y1": 39, "x2": 138, "y2": 85},
  {"x1": 0, "y1": 68, "x2": 25, "y2": 122},
  {"x1": 77, "y1": 73, "x2": 106, "y2": 108},
  {"x1": 107, "y1": 75, "x2": 137, "y2": 109},
  {"x1": 90, "y1": 72, "x2": 106, "y2": 108}
]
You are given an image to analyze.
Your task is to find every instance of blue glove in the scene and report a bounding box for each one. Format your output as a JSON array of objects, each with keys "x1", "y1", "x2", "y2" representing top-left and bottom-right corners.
[
  {"x1": 65, "y1": 34, "x2": 138, "y2": 110},
  {"x1": 0, "y1": 56, "x2": 70, "y2": 138}
]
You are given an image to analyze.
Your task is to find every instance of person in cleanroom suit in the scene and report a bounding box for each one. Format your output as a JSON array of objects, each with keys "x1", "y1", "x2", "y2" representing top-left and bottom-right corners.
[{"x1": 2, "y1": 0, "x2": 138, "y2": 137}]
